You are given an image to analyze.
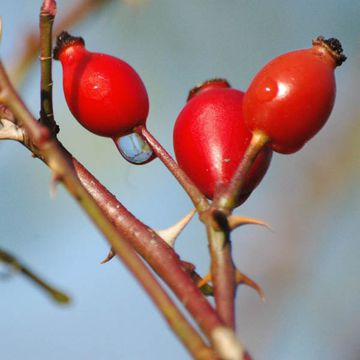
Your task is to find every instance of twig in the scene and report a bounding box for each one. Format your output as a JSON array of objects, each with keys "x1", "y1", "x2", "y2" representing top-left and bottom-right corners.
[
  {"x1": 0, "y1": 248, "x2": 70, "y2": 304},
  {"x1": 206, "y1": 223, "x2": 236, "y2": 328},
  {"x1": 39, "y1": 0, "x2": 58, "y2": 135}
]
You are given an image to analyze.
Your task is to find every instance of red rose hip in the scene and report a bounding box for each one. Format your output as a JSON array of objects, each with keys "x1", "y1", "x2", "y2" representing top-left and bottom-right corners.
[
  {"x1": 173, "y1": 79, "x2": 272, "y2": 205},
  {"x1": 243, "y1": 36, "x2": 346, "y2": 154},
  {"x1": 54, "y1": 31, "x2": 153, "y2": 164}
]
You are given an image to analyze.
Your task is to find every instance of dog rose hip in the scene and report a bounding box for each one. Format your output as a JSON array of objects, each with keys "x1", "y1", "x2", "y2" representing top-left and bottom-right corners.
[
  {"x1": 54, "y1": 31, "x2": 153, "y2": 164},
  {"x1": 173, "y1": 79, "x2": 272, "y2": 205},
  {"x1": 243, "y1": 36, "x2": 346, "y2": 154}
]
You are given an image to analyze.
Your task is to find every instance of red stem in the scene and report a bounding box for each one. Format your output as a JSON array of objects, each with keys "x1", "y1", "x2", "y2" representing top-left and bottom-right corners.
[
  {"x1": 135, "y1": 126, "x2": 209, "y2": 212},
  {"x1": 214, "y1": 131, "x2": 269, "y2": 211},
  {"x1": 207, "y1": 226, "x2": 236, "y2": 328}
]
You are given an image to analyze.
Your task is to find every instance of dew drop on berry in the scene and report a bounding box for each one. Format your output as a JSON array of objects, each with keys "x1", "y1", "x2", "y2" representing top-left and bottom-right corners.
[{"x1": 114, "y1": 133, "x2": 154, "y2": 164}]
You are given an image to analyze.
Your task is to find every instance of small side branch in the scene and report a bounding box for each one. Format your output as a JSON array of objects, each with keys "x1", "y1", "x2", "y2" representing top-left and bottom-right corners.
[
  {"x1": 39, "y1": 0, "x2": 58, "y2": 135},
  {"x1": 0, "y1": 247, "x2": 70, "y2": 304},
  {"x1": 136, "y1": 125, "x2": 209, "y2": 212}
]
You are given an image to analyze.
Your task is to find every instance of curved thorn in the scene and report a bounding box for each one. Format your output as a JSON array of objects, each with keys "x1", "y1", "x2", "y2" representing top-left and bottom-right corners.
[
  {"x1": 197, "y1": 272, "x2": 212, "y2": 288},
  {"x1": 236, "y1": 269, "x2": 266, "y2": 302},
  {"x1": 100, "y1": 247, "x2": 115, "y2": 264},
  {"x1": 156, "y1": 208, "x2": 196, "y2": 247},
  {"x1": 228, "y1": 215, "x2": 272, "y2": 231}
]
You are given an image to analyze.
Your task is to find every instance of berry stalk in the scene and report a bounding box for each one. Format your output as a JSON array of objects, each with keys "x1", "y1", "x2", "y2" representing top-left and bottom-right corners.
[
  {"x1": 135, "y1": 125, "x2": 209, "y2": 211},
  {"x1": 207, "y1": 224, "x2": 236, "y2": 328},
  {"x1": 215, "y1": 131, "x2": 270, "y2": 212}
]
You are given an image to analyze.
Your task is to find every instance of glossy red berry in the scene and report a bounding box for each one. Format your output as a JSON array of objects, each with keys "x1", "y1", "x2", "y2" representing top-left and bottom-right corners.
[
  {"x1": 54, "y1": 31, "x2": 153, "y2": 164},
  {"x1": 243, "y1": 36, "x2": 346, "y2": 154},
  {"x1": 173, "y1": 79, "x2": 272, "y2": 205}
]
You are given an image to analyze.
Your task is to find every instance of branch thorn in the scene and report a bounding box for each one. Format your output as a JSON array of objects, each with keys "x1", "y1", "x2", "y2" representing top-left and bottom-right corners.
[
  {"x1": 100, "y1": 248, "x2": 116, "y2": 264},
  {"x1": 156, "y1": 209, "x2": 196, "y2": 247},
  {"x1": 228, "y1": 214, "x2": 272, "y2": 231},
  {"x1": 236, "y1": 269, "x2": 266, "y2": 302}
]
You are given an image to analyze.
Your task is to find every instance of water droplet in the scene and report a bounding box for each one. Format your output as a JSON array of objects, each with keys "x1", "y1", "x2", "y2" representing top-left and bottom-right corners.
[{"x1": 114, "y1": 133, "x2": 154, "y2": 164}]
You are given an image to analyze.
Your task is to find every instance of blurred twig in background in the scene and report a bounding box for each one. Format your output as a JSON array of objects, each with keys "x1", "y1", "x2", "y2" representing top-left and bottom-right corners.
[{"x1": 0, "y1": 247, "x2": 70, "y2": 304}]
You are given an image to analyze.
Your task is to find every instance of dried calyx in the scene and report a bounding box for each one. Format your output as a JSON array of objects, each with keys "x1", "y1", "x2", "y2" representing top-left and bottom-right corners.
[
  {"x1": 312, "y1": 36, "x2": 347, "y2": 66},
  {"x1": 53, "y1": 31, "x2": 85, "y2": 60},
  {"x1": 187, "y1": 78, "x2": 231, "y2": 101}
]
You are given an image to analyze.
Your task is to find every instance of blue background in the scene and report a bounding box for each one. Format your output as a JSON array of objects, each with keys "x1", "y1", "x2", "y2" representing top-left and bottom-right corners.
[{"x1": 1, "y1": 1, "x2": 359, "y2": 359}]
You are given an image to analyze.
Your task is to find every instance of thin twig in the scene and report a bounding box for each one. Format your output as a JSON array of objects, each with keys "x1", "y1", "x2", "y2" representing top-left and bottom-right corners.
[
  {"x1": 206, "y1": 224, "x2": 236, "y2": 329},
  {"x1": 39, "y1": 0, "x2": 58, "y2": 135},
  {"x1": 0, "y1": 248, "x2": 70, "y2": 304}
]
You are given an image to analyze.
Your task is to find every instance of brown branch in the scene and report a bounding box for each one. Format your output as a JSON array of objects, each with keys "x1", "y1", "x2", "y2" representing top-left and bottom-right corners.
[
  {"x1": 207, "y1": 224, "x2": 236, "y2": 328},
  {"x1": 69, "y1": 152, "x2": 226, "y2": 339}
]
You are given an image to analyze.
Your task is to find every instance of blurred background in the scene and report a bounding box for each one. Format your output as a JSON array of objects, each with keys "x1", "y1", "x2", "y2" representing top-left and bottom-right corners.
[{"x1": 0, "y1": 1, "x2": 359, "y2": 359}]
